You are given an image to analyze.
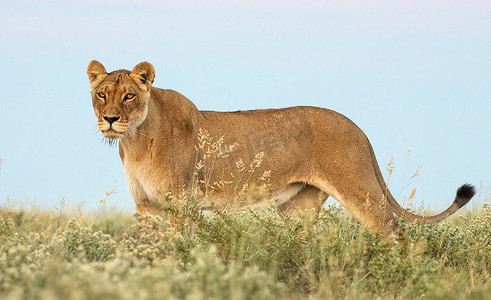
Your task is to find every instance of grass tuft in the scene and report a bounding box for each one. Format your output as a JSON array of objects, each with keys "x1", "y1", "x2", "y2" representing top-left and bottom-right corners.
[{"x1": 1, "y1": 197, "x2": 490, "y2": 299}]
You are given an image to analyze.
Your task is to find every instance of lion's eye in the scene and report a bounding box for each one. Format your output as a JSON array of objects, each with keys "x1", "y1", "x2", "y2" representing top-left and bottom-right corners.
[
  {"x1": 125, "y1": 93, "x2": 135, "y2": 101},
  {"x1": 97, "y1": 92, "x2": 106, "y2": 99}
]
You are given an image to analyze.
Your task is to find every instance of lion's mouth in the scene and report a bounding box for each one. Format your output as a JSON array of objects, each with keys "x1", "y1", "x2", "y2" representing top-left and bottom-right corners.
[{"x1": 102, "y1": 129, "x2": 124, "y2": 139}]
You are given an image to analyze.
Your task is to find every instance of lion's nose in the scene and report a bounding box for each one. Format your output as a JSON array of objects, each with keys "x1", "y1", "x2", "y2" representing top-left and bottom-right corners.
[{"x1": 103, "y1": 116, "x2": 120, "y2": 125}]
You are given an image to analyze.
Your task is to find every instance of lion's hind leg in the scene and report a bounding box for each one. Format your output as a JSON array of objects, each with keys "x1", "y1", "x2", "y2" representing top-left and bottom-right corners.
[{"x1": 317, "y1": 181, "x2": 406, "y2": 241}]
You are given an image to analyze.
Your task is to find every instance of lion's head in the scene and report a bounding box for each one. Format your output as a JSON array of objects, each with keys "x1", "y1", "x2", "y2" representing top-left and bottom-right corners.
[{"x1": 87, "y1": 61, "x2": 155, "y2": 141}]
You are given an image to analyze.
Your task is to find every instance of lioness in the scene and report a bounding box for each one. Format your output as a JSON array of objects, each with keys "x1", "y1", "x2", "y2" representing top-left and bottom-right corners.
[{"x1": 87, "y1": 60, "x2": 475, "y2": 239}]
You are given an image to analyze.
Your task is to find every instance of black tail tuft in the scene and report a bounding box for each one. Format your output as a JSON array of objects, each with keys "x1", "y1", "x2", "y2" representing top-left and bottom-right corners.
[{"x1": 455, "y1": 184, "x2": 476, "y2": 208}]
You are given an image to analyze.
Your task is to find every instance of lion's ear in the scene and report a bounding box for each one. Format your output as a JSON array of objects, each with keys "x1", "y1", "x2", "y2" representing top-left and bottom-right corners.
[
  {"x1": 87, "y1": 60, "x2": 108, "y2": 89},
  {"x1": 130, "y1": 62, "x2": 155, "y2": 91}
]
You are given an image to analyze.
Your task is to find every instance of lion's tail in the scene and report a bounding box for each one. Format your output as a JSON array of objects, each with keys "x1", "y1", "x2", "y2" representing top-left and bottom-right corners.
[{"x1": 368, "y1": 143, "x2": 475, "y2": 224}]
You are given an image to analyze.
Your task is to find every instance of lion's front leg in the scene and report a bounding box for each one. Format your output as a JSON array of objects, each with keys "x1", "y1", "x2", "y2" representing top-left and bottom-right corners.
[
  {"x1": 136, "y1": 201, "x2": 162, "y2": 215},
  {"x1": 124, "y1": 171, "x2": 160, "y2": 215}
]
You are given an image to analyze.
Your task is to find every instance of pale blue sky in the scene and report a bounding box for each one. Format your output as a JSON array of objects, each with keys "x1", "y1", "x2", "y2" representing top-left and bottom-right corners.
[{"x1": 0, "y1": 0, "x2": 489, "y2": 212}]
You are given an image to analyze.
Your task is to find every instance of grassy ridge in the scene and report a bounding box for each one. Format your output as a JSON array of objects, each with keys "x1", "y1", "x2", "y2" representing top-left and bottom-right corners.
[{"x1": 0, "y1": 199, "x2": 490, "y2": 299}]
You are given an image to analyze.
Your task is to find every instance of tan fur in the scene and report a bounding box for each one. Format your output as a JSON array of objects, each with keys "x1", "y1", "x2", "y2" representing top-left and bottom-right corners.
[{"x1": 88, "y1": 61, "x2": 474, "y2": 239}]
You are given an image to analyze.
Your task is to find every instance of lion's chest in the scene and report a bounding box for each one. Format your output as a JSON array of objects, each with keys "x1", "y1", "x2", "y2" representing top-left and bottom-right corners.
[{"x1": 122, "y1": 156, "x2": 161, "y2": 201}]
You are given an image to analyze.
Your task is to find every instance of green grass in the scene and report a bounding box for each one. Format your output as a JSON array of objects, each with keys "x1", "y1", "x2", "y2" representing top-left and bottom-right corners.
[{"x1": 0, "y1": 198, "x2": 490, "y2": 299}]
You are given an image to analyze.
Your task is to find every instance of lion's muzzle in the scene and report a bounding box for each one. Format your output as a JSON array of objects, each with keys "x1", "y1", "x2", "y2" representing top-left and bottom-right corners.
[{"x1": 98, "y1": 115, "x2": 127, "y2": 139}]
